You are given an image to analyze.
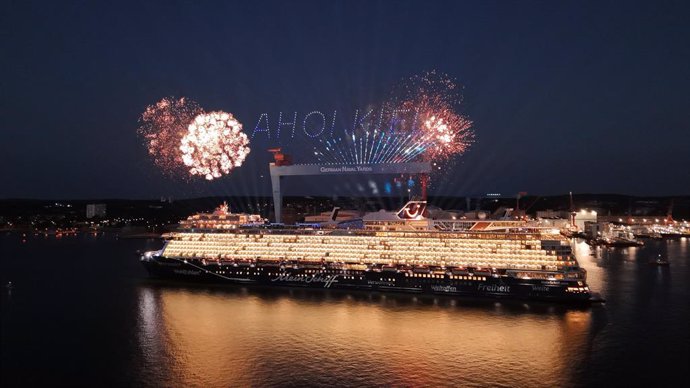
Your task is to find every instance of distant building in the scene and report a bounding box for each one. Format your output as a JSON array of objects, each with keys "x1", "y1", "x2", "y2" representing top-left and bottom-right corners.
[
  {"x1": 574, "y1": 210, "x2": 597, "y2": 231},
  {"x1": 597, "y1": 215, "x2": 667, "y2": 225},
  {"x1": 86, "y1": 204, "x2": 106, "y2": 219}
]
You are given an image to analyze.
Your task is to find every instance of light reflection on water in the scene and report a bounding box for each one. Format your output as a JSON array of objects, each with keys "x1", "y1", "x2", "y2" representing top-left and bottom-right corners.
[{"x1": 135, "y1": 284, "x2": 596, "y2": 387}]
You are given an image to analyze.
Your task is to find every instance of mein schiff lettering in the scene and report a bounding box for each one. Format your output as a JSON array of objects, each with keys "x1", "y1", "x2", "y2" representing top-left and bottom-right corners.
[{"x1": 271, "y1": 273, "x2": 341, "y2": 288}]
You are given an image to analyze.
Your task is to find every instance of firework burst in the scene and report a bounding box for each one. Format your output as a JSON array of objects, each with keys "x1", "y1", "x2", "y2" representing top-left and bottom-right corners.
[
  {"x1": 180, "y1": 111, "x2": 250, "y2": 180},
  {"x1": 395, "y1": 70, "x2": 474, "y2": 162},
  {"x1": 137, "y1": 97, "x2": 203, "y2": 177},
  {"x1": 312, "y1": 71, "x2": 473, "y2": 166}
]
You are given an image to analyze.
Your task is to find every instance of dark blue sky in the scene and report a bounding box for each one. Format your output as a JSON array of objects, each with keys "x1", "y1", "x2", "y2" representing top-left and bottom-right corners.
[{"x1": 2, "y1": 0, "x2": 689, "y2": 199}]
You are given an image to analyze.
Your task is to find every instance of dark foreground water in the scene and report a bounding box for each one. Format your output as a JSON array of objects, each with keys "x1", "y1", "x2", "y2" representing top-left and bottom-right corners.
[{"x1": 1, "y1": 233, "x2": 689, "y2": 387}]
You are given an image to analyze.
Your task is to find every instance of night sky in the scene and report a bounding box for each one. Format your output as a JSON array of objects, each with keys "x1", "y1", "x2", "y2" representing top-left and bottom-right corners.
[{"x1": 2, "y1": 0, "x2": 689, "y2": 199}]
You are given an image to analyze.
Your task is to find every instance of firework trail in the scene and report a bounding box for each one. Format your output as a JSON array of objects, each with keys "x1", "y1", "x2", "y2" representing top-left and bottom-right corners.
[
  {"x1": 314, "y1": 131, "x2": 423, "y2": 165},
  {"x1": 137, "y1": 97, "x2": 203, "y2": 177},
  {"x1": 180, "y1": 111, "x2": 250, "y2": 180}
]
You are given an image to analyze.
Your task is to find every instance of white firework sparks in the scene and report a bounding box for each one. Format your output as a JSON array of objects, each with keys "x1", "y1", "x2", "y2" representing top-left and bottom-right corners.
[{"x1": 179, "y1": 111, "x2": 250, "y2": 180}]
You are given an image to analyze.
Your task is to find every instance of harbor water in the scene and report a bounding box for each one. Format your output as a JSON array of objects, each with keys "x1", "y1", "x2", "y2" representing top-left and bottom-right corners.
[{"x1": 1, "y1": 234, "x2": 688, "y2": 387}]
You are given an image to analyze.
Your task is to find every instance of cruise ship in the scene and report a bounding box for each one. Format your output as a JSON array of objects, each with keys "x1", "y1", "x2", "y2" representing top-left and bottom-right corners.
[{"x1": 141, "y1": 202, "x2": 597, "y2": 303}]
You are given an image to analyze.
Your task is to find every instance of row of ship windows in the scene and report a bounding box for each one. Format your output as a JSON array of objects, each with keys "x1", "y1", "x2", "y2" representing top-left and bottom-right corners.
[
  {"x1": 167, "y1": 240, "x2": 560, "y2": 252},
  {"x1": 173, "y1": 255, "x2": 561, "y2": 263},
  {"x1": 170, "y1": 247, "x2": 561, "y2": 258},
  {"x1": 170, "y1": 239, "x2": 547, "y2": 248},
  {"x1": 406, "y1": 273, "x2": 487, "y2": 281},
  {"x1": 200, "y1": 264, "x2": 557, "y2": 273},
  {"x1": 185, "y1": 239, "x2": 542, "y2": 246},
  {"x1": 204, "y1": 269, "x2": 487, "y2": 282},
  {"x1": 176, "y1": 231, "x2": 546, "y2": 241},
  {"x1": 170, "y1": 247, "x2": 559, "y2": 256},
  {"x1": 189, "y1": 262, "x2": 559, "y2": 271},
  {"x1": 174, "y1": 234, "x2": 547, "y2": 248},
  {"x1": 167, "y1": 249, "x2": 562, "y2": 262}
]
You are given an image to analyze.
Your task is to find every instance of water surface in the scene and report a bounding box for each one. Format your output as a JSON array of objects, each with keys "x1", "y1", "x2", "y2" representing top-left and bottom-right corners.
[{"x1": 1, "y1": 234, "x2": 688, "y2": 387}]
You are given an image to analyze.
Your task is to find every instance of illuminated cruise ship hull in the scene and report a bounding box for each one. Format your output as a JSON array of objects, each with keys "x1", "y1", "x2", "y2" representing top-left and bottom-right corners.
[
  {"x1": 140, "y1": 256, "x2": 593, "y2": 304},
  {"x1": 141, "y1": 200, "x2": 597, "y2": 304}
]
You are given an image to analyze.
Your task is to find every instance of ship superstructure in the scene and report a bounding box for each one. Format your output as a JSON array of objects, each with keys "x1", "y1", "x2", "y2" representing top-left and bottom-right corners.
[
  {"x1": 142, "y1": 201, "x2": 594, "y2": 303},
  {"x1": 178, "y1": 202, "x2": 266, "y2": 230}
]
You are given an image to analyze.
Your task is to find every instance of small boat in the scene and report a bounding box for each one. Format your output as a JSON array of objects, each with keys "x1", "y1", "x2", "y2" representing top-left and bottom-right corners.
[{"x1": 649, "y1": 254, "x2": 670, "y2": 266}]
